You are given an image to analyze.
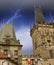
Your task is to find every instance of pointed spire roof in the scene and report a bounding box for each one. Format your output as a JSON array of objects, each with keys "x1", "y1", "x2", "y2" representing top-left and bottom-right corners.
[
  {"x1": 0, "y1": 24, "x2": 16, "y2": 43},
  {"x1": 34, "y1": 5, "x2": 46, "y2": 24}
]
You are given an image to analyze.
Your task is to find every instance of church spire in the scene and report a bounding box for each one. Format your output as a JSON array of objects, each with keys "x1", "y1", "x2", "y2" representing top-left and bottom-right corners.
[{"x1": 34, "y1": 5, "x2": 46, "y2": 24}]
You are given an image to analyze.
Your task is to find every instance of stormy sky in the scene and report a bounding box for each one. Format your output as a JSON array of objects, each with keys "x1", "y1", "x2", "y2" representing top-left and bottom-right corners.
[{"x1": 0, "y1": 0, "x2": 54, "y2": 56}]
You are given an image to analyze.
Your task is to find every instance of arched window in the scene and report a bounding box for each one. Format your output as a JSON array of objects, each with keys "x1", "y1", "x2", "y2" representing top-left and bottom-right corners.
[
  {"x1": 47, "y1": 40, "x2": 51, "y2": 46},
  {"x1": 47, "y1": 40, "x2": 51, "y2": 43}
]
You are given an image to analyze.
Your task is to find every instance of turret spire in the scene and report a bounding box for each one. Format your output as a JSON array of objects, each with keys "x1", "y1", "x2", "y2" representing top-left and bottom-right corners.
[{"x1": 34, "y1": 5, "x2": 46, "y2": 24}]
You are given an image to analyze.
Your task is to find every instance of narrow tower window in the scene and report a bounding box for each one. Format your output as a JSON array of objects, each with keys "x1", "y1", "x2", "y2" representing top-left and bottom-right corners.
[{"x1": 4, "y1": 50, "x2": 8, "y2": 55}]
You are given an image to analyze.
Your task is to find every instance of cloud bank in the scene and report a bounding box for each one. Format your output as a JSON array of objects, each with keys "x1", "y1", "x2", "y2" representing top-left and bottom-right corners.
[{"x1": 0, "y1": 0, "x2": 54, "y2": 10}]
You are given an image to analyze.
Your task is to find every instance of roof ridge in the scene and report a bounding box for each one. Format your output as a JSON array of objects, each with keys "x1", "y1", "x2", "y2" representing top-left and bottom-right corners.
[{"x1": 0, "y1": 51, "x2": 7, "y2": 58}]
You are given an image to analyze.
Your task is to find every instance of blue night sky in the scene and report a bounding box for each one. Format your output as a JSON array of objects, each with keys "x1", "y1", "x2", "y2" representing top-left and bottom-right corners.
[{"x1": 0, "y1": 0, "x2": 54, "y2": 56}]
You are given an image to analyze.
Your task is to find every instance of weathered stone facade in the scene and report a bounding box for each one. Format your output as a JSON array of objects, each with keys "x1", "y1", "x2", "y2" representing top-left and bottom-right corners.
[
  {"x1": 0, "y1": 51, "x2": 17, "y2": 65},
  {"x1": 0, "y1": 24, "x2": 23, "y2": 65},
  {"x1": 30, "y1": 6, "x2": 54, "y2": 60}
]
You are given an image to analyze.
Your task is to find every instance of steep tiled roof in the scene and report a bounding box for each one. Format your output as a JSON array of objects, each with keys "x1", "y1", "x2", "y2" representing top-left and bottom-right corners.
[{"x1": 0, "y1": 51, "x2": 7, "y2": 59}]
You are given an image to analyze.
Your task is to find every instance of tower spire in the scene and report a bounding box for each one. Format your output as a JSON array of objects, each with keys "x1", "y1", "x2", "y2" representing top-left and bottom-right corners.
[{"x1": 34, "y1": 5, "x2": 45, "y2": 24}]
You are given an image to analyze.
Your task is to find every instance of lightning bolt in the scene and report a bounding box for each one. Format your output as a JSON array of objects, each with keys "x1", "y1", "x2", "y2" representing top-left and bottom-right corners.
[{"x1": 6, "y1": 9, "x2": 22, "y2": 24}]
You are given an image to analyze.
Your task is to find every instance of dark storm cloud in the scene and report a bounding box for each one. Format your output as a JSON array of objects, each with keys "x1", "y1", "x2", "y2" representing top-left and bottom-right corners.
[
  {"x1": 0, "y1": 0, "x2": 20, "y2": 10},
  {"x1": 0, "y1": 0, "x2": 53, "y2": 20},
  {"x1": 0, "y1": 0, "x2": 53, "y2": 24},
  {"x1": 0, "y1": 0, "x2": 54, "y2": 10}
]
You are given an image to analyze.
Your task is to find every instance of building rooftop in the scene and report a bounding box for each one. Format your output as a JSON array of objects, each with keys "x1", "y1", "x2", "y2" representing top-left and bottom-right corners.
[
  {"x1": 0, "y1": 51, "x2": 7, "y2": 59},
  {"x1": 0, "y1": 24, "x2": 23, "y2": 46}
]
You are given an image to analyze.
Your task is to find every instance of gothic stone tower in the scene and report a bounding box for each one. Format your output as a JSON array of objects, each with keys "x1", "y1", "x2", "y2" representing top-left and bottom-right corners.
[
  {"x1": 30, "y1": 7, "x2": 54, "y2": 59},
  {"x1": 0, "y1": 24, "x2": 23, "y2": 65}
]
